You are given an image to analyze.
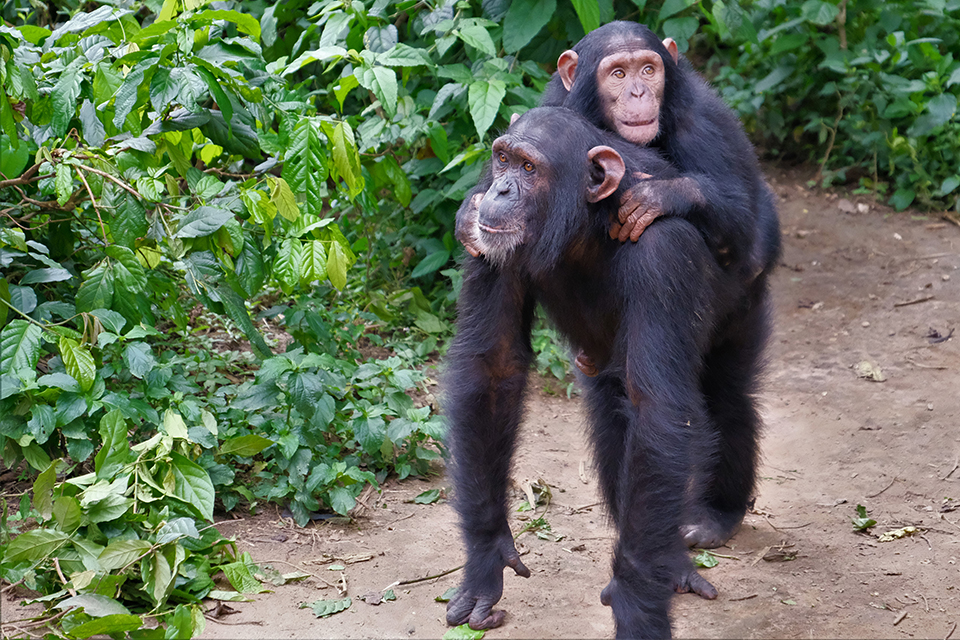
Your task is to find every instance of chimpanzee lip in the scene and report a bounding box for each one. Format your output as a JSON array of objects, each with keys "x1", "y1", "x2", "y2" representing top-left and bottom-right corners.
[
  {"x1": 478, "y1": 223, "x2": 522, "y2": 234},
  {"x1": 621, "y1": 118, "x2": 656, "y2": 127}
]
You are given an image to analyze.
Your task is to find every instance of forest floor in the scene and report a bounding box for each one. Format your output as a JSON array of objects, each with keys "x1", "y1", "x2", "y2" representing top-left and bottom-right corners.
[{"x1": 7, "y1": 168, "x2": 960, "y2": 639}]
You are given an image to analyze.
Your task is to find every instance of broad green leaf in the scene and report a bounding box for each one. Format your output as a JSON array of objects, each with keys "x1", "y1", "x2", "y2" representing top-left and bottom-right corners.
[
  {"x1": 177, "y1": 206, "x2": 234, "y2": 238},
  {"x1": 501, "y1": 0, "x2": 556, "y2": 53},
  {"x1": 51, "y1": 59, "x2": 84, "y2": 137},
  {"x1": 75, "y1": 262, "x2": 116, "y2": 312},
  {"x1": 333, "y1": 74, "x2": 360, "y2": 111},
  {"x1": 282, "y1": 118, "x2": 329, "y2": 219},
  {"x1": 170, "y1": 451, "x2": 215, "y2": 520},
  {"x1": 234, "y1": 239, "x2": 265, "y2": 297},
  {"x1": 0, "y1": 278, "x2": 7, "y2": 327},
  {"x1": 52, "y1": 495, "x2": 82, "y2": 533},
  {"x1": 4, "y1": 529, "x2": 71, "y2": 564},
  {"x1": 331, "y1": 122, "x2": 364, "y2": 199},
  {"x1": 327, "y1": 241, "x2": 348, "y2": 290},
  {"x1": 268, "y1": 177, "x2": 299, "y2": 221},
  {"x1": 113, "y1": 61, "x2": 152, "y2": 129},
  {"x1": 123, "y1": 342, "x2": 156, "y2": 379},
  {"x1": 98, "y1": 539, "x2": 152, "y2": 570},
  {"x1": 20, "y1": 268, "x2": 72, "y2": 285},
  {"x1": 194, "y1": 65, "x2": 232, "y2": 125},
  {"x1": 414, "y1": 489, "x2": 441, "y2": 504},
  {"x1": 0, "y1": 133, "x2": 29, "y2": 178},
  {"x1": 219, "y1": 434, "x2": 273, "y2": 457},
  {"x1": 274, "y1": 239, "x2": 302, "y2": 292},
  {"x1": 59, "y1": 337, "x2": 96, "y2": 391},
  {"x1": 33, "y1": 461, "x2": 57, "y2": 520},
  {"x1": 222, "y1": 561, "x2": 268, "y2": 593},
  {"x1": 94, "y1": 410, "x2": 130, "y2": 478},
  {"x1": 163, "y1": 409, "x2": 189, "y2": 439},
  {"x1": 662, "y1": 17, "x2": 699, "y2": 50},
  {"x1": 79, "y1": 99, "x2": 106, "y2": 147},
  {"x1": 56, "y1": 163, "x2": 73, "y2": 206},
  {"x1": 357, "y1": 64, "x2": 398, "y2": 118},
  {"x1": 444, "y1": 624, "x2": 485, "y2": 640},
  {"x1": 156, "y1": 517, "x2": 200, "y2": 544},
  {"x1": 110, "y1": 191, "x2": 148, "y2": 247},
  {"x1": 300, "y1": 240, "x2": 328, "y2": 284},
  {"x1": 411, "y1": 250, "x2": 451, "y2": 278},
  {"x1": 468, "y1": 79, "x2": 507, "y2": 138},
  {"x1": 66, "y1": 613, "x2": 143, "y2": 638},
  {"x1": 48, "y1": 5, "x2": 127, "y2": 42},
  {"x1": 216, "y1": 282, "x2": 272, "y2": 359},
  {"x1": 570, "y1": 0, "x2": 600, "y2": 33},
  {"x1": 57, "y1": 594, "x2": 132, "y2": 617},
  {"x1": 659, "y1": 0, "x2": 697, "y2": 20},
  {"x1": 22, "y1": 442, "x2": 52, "y2": 471},
  {"x1": 456, "y1": 25, "x2": 496, "y2": 56},
  {"x1": 193, "y1": 9, "x2": 261, "y2": 39},
  {"x1": 801, "y1": 0, "x2": 840, "y2": 25},
  {"x1": 364, "y1": 24, "x2": 398, "y2": 53},
  {"x1": 377, "y1": 43, "x2": 432, "y2": 67},
  {"x1": 90, "y1": 309, "x2": 127, "y2": 334}
]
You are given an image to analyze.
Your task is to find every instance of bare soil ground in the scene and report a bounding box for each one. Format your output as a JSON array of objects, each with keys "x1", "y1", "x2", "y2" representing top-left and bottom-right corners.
[{"x1": 7, "y1": 169, "x2": 960, "y2": 639}]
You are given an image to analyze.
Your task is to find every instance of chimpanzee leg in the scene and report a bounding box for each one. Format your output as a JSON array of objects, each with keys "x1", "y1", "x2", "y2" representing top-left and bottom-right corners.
[
  {"x1": 581, "y1": 373, "x2": 628, "y2": 518},
  {"x1": 444, "y1": 259, "x2": 536, "y2": 630},
  {"x1": 682, "y1": 280, "x2": 772, "y2": 549},
  {"x1": 600, "y1": 220, "x2": 721, "y2": 639}
]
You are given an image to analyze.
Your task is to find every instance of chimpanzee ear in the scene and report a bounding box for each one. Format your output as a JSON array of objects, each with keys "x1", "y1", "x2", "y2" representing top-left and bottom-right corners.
[
  {"x1": 558, "y1": 50, "x2": 579, "y2": 91},
  {"x1": 510, "y1": 112, "x2": 520, "y2": 125},
  {"x1": 662, "y1": 38, "x2": 679, "y2": 64},
  {"x1": 586, "y1": 146, "x2": 625, "y2": 203}
]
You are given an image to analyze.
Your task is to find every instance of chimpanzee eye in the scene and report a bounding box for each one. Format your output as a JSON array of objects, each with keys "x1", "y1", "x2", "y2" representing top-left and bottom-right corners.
[
  {"x1": 613, "y1": 69, "x2": 625, "y2": 79},
  {"x1": 642, "y1": 65, "x2": 655, "y2": 76},
  {"x1": 498, "y1": 152, "x2": 508, "y2": 163},
  {"x1": 523, "y1": 162, "x2": 535, "y2": 173}
]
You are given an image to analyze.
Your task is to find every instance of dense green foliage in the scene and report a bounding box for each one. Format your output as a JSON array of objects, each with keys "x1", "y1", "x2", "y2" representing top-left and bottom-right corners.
[{"x1": 1, "y1": 0, "x2": 957, "y2": 637}]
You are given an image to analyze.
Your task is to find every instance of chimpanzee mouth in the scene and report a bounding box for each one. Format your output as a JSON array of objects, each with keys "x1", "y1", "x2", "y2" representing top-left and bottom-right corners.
[
  {"x1": 478, "y1": 223, "x2": 522, "y2": 235},
  {"x1": 621, "y1": 118, "x2": 656, "y2": 128}
]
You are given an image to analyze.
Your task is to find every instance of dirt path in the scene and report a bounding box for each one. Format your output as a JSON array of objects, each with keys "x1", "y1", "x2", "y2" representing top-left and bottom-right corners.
[{"x1": 196, "y1": 173, "x2": 958, "y2": 639}]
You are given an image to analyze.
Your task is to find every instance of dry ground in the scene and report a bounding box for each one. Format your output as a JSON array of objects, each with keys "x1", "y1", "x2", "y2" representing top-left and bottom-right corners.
[{"x1": 6, "y1": 170, "x2": 960, "y2": 639}]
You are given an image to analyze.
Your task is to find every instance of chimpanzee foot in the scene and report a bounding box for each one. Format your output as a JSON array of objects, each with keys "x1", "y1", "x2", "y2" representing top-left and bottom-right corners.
[
  {"x1": 672, "y1": 568, "x2": 718, "y2": 600},
  {"x1": 445, "y1": 533, "x2": 530, "y2": 630},
  {"x1": 680, "y1": 507, "x2": 745, "y2": 548}
]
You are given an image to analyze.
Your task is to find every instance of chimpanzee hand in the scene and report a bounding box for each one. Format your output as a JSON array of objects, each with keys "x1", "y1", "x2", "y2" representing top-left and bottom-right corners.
[
  {"x1": 455, "y1": 192, "x2": 485, "y2": 257},
  {"x1": 446, "y1": 531, "x2": 530, "y2": 629},
  {"x1": 672, "y1": 566, "x2": 718, "y2": 599},
  {"x1": 611, "y1": 175, "x2": 704, "y2": 243}
]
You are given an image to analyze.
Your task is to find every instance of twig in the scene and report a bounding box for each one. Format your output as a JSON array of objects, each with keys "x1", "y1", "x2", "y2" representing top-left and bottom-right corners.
[
  {"x1": 906, "y1": 358, "x2": 949, "y2": 370},
  {"x1": 945, "y1": 621, "x2": 957, "y2": 640},
  {"x1": 0, "y1": 163, "x2": 42, "y2": 188},
  {"x1": 1, "y1": 577, "x2": 26, "y2": 593},
  {"x1": 894, "y1": 295, "x2": 934, "y2": 308},
  {"x1": 53, "y1": 558, "x2": 76, "y2": 597},
  {"x1": 729, "y1": 593, "x2": 758, "y2": 601},
  {"x1": 204, "y1": 617, "x2": 264, "y2": 626},
  {"x1": 74, "y1": 164, "x2": 144, "y2": 201},
  {"x1": 943, "y1": 459, "x2": 959, "y2": 481},
  {"x1": 867, "y1": 475, "x2": 898, "y2": 498},
  {"x1": 816, "y1": 98, "x2": 844, "y2": 181},
  {"x1": 395, "y1": 564, "x2": 464, "y2": 587},
  {"x1": 74, "y1": 165, "x2": 108, "y2": 244},
  {"x1": 573, "y1": 501, "x2": 602, "y2": 512},
  {"x1": 258, "y1": 559, "x2": 336, "y2": 588},
  {"x1": 894, "y1": 611, "x2": 908, "y2": 626}
]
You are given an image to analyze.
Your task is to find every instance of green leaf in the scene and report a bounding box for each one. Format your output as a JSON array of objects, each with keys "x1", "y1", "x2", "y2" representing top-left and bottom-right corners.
[
  {"x1": 456, "y1": 25, "x2": 496, "y2": 56},
  {"x1": 219, "y1": 434, "x2": 273, "y2": 457},
  {"x1": 75, "y1": 262, "x2": 116, "y2": 312},
  {"x1": 282, "y1": 118, "x2": 329, "y2": 219},
  {"x1": 267, "y1": 177, "x2": 299, "y2": 221},
  {"x1": 222, "y1": 561, "x2": 268, "y2": 593},
  {"x1": 33, "y1": 461, "x2": 57, "y2": 520},
  {"x1": 216, "y1": 282, "x2": 272, "y2": 359},
  {"x1": 468, "y1": 79, "x2": 507, "y2": 138},
  {"x1": 329, "y1": 486, "x2": 355, "y2": 515},
  {"x1": 693, "y1": 549, "x2": 719, "y2": 568},
  {"x1": 501, "y1": 0, "x2": 555, "y2": 53},
  {"x1": 234, "y1": 238, "x2": 265, "y2": 297},
  {"x1": 411, "y1": 250, "x2": 451, "y2": 278},
  {"x1": 51, "y1": 59, "x2": 84, "y2": 138},
  {"x1": 377, "y1": 43, "x2": 432, "y2": 67},
  {"x1": 801, "y1": 0, "x2": 840, "y2": 25},
  {"x1": 20, "y1": 268, "x2": 72, "y2": 285},
  {"x1": 94, "y1": 410, "x2": 130, "y2": 478},
  {"x1": 57, "y1": 594, "x2": 132, "y2": 617},
  {"x1": 436, "y1": 587, "x2": 458, "y2": 603},
  {"x1": 90, "y1": 309, "x2": 127, "y2": 334},
  {"x1": 194, "y1": 65, "x2": 232, "y2": 126},
  {"x1": 110, "y1": 192, "x2": 148, "y2": 247},
  {"x1": 170, "y1": 451, "x2": 215, "y2": 520},
  {"x1": 300, "y1": 240, "x2": 328, "y2": 284},
  {"x1": 444, "y1": 624, "x2": 485, "y2": 640},
  {"x1": 163, "y1": 409, "x2": 189, "y2": 439},
  {"x1": 274, "y1": 238, "x2": 302, "y2": 293},
  {"x1": 59, "y1": 337, "x2": 96, "y2": 391},
  {"x1": 890, "y1": 188, "x2": 916, "y2": 211},
  {"x1": 78, "y1": 99, "x2": 106, "y2": 148},
  {"x1": 331, "y1": 122, "x2": 364, "y2": 199},
  {"x1": 177, "y1": 206, "x2": 234, "y2": 238},
  {"x1": 56, "y1": 163, "x2": 73, "y2": 206},
  {"x1": 192, "y1": 9, "x2": 261, "y2": 39},
  {"x1": 52, "y1": 495, "x2": 83, "y2": 533},
  {"x1": 1, "y1": 133, "x2": 30, "y2": 179},
  {"x1": 123, "y1": 342, "x2": 156, "y2": 379},
  {"x1": 414, "y1": 489, "x2": 441, "y2": 504},
  {"x1": 4, "y1": 529, "x2": 71, "y2": 564},
  {"x1": 364, "y1": 24, "x2": 399, "y2": 53},
  {"x1": 67, "y1": 613, "x2": 143, "y2": 638},
  {"x1": 113, "y1": 61, "x2": 151, "y2": 130},
  {"x1": 570, "y1": 0, "x2": 600, "y2": 33},
  {"x1": 662, "y1": 17, "x2": 699, "y2": 50},
  {"x1": 300, "y1": 597, "x2": 352, "y2": 618},
  {"x1": 658, "y1": 0, "x2": 697, "y2": 20},
  {"x1": 327, "y1": 241, "x2": 348, "y2": 290},
  {"x1": 98, "y1": 539, "x2": 152, "y2": 570}
]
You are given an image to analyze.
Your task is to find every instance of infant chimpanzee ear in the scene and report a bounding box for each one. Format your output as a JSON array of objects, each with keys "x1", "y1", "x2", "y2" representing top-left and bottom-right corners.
[{"x1": 586, "y1": 145, "x2": 625, "y2": 203}]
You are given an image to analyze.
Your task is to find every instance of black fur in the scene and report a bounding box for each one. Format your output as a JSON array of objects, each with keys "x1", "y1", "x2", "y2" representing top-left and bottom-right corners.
[{"x1": 444, "y1": 107, "x2": 773, "y2": 638}]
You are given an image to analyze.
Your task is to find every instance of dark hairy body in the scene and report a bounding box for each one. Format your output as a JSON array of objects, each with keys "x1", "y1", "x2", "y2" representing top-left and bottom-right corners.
[{"x1": 444, "y1": 107, "x2": 774, "y2": 638}]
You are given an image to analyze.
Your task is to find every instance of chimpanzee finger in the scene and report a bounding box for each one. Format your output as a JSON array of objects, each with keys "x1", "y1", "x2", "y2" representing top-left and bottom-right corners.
[
  {"x1": 632, "y1": 172, "x2": 653, "y2": 180},
  {"x1": 609, "y1": 221, "x2": 623, "y2": 239},
  {"x1": 468, "y1": 598, "x2": 507, "y2": 630},
  {"x1": 673, "y1": 570, "x2": 718, "y2": 600},
  {"x1": 464, "y1": 242, "x2": 481, "y2": 258},
  {"x1": 445, "y1": 593, "x2": 476, "y2": 626},
  {"x1": 618, "y1": 211, "x2": 642, "y2": 243},
  {"x1": 628, "y1": 210, "x2": 660, "y2": 242},
  {"x1": 505, "y1": 554, "x2": 531, "y2": 578}
]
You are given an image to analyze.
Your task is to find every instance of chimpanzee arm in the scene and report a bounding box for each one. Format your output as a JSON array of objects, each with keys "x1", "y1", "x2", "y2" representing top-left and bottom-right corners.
[{"x1": 444, "y1": 258, "x2": 536, "y2": 630}]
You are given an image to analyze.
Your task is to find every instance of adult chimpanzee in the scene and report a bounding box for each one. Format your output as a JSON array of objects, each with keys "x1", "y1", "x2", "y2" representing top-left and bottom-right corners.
[
  {"x1": 444, "y1": 107, "x2": 770, "y2": 638},
  {"x1": 456, "y1": 21, "x2": 781, "y2": 551}
]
